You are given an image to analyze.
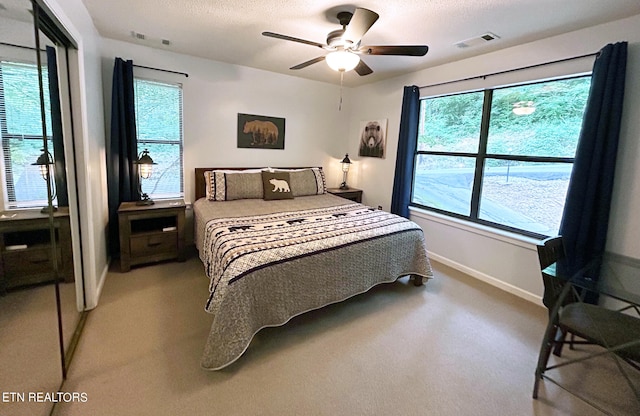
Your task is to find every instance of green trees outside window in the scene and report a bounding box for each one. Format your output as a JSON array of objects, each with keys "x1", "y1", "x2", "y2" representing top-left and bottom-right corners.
[
  {"x1": 0, "y1": 61, "x2": 55, "y2": 208},
  {"x1": 134, "y1": 78, "x2": 183, "y2": 199},
  {"x1": 412, "y1": 76, "x2": 591, "y2": 237}
]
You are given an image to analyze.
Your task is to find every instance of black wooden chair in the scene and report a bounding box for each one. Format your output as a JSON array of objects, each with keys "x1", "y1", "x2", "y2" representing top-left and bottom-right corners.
[
  {"x1": 533, "y1": 236, "x2": 640, "y2": 402},
  {"x1": 536, "y1": 236, "x2": 580, "y2": 357}
]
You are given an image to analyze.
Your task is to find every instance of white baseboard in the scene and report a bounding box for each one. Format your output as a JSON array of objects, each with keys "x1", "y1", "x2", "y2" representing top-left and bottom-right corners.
[
  {"x1": 85, "y1": 261, "x2": 109, "y2": 310},
  {"x1": 428, "y1": 251, "x2": 544, "y2": 307}
]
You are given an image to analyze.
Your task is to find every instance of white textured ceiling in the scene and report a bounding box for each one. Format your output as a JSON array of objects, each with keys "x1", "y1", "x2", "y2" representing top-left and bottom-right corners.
[{"x1": 79, "y1": 0, "x2": 640, "y2": 87}]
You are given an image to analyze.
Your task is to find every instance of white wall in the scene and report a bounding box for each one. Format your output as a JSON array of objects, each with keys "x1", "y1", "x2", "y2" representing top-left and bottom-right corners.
[
  {"x1": 349, "y1": 14, "x2": 640, "y2": 304},
  {"x1": 43, "y1": 0, "x2": 108, "y2": 309},
  {"x1": 99, "y1": 39, "x2": 352, "y2": 205},
  {"x1": 13, "y1": 5, "x2": 351, "y2": 308},
  {"x1": 39, "y1": 0, "x2": 640, "y2": 308},
  {"x1": 98, "y1": 39, "x2": 352, "y2": 247}
]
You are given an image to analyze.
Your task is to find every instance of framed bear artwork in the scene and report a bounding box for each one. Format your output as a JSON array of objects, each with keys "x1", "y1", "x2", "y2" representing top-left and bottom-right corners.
[
  {"x1": 358, "y1": 119, "x2": 387, "y2": 158},
  {"x1": 237, "y1": 113, "x2": 286, "y2": 149}
]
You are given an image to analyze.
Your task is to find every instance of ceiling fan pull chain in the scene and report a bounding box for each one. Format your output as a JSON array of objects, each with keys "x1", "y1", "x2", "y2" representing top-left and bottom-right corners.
[{"x1": 339, "y1": 70, "x2": 344, "y2": 111}]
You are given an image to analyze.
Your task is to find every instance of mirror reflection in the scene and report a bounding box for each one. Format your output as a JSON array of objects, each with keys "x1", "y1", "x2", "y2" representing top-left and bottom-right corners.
[
  {"x1": 35, "y1": 22, "x2": 84, "y2": 374},
  {"x1": 0, "y1": 1, "x2": 83, "y2": 415},
  {"x1": 0, "y1": 3, "x2": 61, "y2": 415}
]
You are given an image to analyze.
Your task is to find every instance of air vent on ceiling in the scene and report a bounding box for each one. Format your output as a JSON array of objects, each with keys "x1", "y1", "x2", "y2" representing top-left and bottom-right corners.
[
  {"x1": 130, "y1": 31, "x2": 146, "y2": 40},
  {"x1": 161, "y1": 39, "x2": 171, "y2": 46},
  {"x1": 455, "y1": 32, "x2": 500, "y2": 49}
]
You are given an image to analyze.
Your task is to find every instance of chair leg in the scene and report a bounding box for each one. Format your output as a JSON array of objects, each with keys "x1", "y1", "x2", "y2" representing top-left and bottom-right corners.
[
  {"x1": 533, "y1": 325, "x2": 556, "y2": 399},
  {"x1": 552, "y1": 327, "x2": 567, "y2": 357}
]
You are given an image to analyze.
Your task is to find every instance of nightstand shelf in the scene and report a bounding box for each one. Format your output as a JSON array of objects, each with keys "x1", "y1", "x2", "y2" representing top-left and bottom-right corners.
[
  {"x1": 118, "y1": 200, "x2": 186, "y2": 272},
  {"x1": 326, "y1": 187, "x2": 363, "y2": 203},
  {"x1": 0, "y1": 208, "x2": 74, "y2": 293}
]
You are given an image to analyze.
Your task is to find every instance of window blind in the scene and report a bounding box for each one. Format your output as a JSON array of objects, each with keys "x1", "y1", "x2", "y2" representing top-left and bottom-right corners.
[
  {"x1": 0, "y1": 61, "x2": 55, "y2": 209},
  {"x1": 134, "y1": 78, "x2": 184, "y2": 199}
]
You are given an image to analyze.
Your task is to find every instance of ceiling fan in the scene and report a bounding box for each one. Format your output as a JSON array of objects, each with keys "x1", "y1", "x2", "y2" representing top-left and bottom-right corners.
[{"x1": 262, "y1": 7, "x2": 429, "y2": 76}]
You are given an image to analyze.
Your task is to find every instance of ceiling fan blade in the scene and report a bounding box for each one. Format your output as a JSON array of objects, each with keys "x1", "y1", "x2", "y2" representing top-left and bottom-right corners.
[
  {"x1": 262, "y1": 31, "x2": 325, "y2": 49},
  {"x1": 359, "y1": 45, "x2": 429, "y2": 56},
  {"x1": 354, "y1": 60, "x2": 373, "y2": 76},
  {"x1": 290, "y1": 56, "x2": 326, "y2": 70},
  {"x1": 342, "y1": 8, "x2": 379, "y2": 45}
]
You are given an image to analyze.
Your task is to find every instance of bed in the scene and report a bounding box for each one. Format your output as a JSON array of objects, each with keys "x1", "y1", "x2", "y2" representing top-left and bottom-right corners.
[{"x1": 193, "y1": 167, "x2": 433, "y2": 370}]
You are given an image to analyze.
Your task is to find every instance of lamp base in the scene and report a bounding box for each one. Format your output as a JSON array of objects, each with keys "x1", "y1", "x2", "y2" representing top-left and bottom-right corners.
[
  {"x1": 136, "y1": 192, "x2": 154, "y2": 206},
  {"x1": 339, "y1": 182, "x2": 349, "y2": 190},
  {"x1": 41, "y1": 205, "x2": 58, "y2": 214},
  {"x1": 136, "y1": 199, "x2": 155, "y2": 206}
]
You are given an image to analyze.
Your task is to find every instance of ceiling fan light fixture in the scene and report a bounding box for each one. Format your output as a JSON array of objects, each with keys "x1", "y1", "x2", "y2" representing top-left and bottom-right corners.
[{"x1": 325, "y1": 50, "x2": 360, "y2": 72}]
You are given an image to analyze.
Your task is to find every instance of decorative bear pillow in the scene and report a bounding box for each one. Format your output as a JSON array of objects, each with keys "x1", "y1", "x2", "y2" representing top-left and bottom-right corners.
[
  {"x1": 262, "y1": 171, "x2": 294, "y2": 200},
  {"x1": 275, "y1": 167, "x2": 326, "y2": 196}
]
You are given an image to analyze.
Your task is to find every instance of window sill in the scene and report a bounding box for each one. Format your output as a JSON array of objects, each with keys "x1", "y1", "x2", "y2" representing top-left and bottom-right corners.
[{"x1": 408, "y1": 206, "x2": 541, "y2": 250}]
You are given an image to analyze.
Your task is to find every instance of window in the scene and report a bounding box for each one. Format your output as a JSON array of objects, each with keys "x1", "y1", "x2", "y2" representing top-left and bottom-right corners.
[
  {"x1": 412, "y1": 76, "x2": 591, "y2": 237},
  {"x1": 0, "y1": 61, "x2": 54, "y2": 209},
  {"x1": 134, "y1": 78, "x2": 183, "y2": 199}
]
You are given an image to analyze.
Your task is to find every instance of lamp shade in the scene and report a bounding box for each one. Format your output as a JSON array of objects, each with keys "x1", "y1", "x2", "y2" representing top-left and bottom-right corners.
[
  {"x1": 32, "y1": 148, "x2": 54, "y2": 180},
  {"x1": 326, "y1": 51, "x2": 360, "y2": 72},
  {"x1": 341, "y1": 153, "x2": 351, "y2": 172},
  {"x1": 134, "y1": 149, "x2": 157, "y2": 179}
]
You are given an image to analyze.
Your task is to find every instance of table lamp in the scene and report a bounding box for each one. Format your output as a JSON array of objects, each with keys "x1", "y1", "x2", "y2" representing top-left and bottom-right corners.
[
  {"x1": 340, "y1": 153, "x2": 351, "y2": 189},
  {"x1": 134, "y1": 149, "x2": 157, "y2": 205},
  {"x1": 32, "y1": 148, "x2": 57, "y2": 213}
]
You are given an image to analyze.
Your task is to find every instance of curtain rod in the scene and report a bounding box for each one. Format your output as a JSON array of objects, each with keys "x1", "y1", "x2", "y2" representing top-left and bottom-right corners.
[
  {"x1": 133, "y1": 64, "x2": 189, "y2": 78},
  {"x1": 418, "y1": 52, "x2": 598, "y2": 90}
]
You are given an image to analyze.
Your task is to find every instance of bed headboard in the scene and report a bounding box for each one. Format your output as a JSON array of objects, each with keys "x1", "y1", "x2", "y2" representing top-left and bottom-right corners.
[{"x1": 194, "y1": 167, "x2": 321, "y2": 201}]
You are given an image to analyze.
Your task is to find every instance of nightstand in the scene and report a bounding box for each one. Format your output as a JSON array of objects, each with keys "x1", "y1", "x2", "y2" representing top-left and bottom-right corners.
[
  {"x1": 0, "y1": 208, "x2": 74, "y2": 293},
  {"x1": 327, "y1": 187, "x2": 363, "y2": 203},
  {"x1": 118, "y1": 200, "x2": 186, "y2": 272}
]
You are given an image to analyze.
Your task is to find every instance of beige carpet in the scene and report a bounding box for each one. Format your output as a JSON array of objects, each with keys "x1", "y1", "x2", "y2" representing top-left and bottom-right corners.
[
  {"x1": 0, "y1": 280, "x2": 80, "y2": 416},
  {"x1": 47, "y1": 250, "x2": 639, "y2": 416}
]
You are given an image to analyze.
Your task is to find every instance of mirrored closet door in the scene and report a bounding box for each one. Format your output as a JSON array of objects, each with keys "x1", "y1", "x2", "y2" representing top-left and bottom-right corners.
[
  {"x1": 0, "y1": 1, "x2": 84, "y2": 415},
  {"x1": 33, "y1": 0, "x2": 85, "y2": 376}
]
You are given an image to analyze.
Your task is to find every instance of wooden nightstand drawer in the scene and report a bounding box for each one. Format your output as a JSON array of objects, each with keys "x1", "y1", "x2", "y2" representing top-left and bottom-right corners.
[
  {"x1": 130, "y1": 232, "x2": 178, "y2": 257},
  {"x1": 0, "y1": 208, "x2": 74, "y2": 292},
  {"x1": 3, "y1": 246, "x2": 61, "y2": 284}
]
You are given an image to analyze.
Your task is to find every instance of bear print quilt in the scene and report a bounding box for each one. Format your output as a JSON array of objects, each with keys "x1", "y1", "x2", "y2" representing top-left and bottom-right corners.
[{"x1": 195, "y1": 195, "x2": 432, "y2": 369}]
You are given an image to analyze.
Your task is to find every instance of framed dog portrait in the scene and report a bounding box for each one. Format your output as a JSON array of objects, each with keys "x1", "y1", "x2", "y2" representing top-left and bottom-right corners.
[
  {"x1": 237, "y1": 113, "x2": 286, "y2": 149},
  {"x1": 358, "y1": 119, "x2": 387, "y2": 158}
]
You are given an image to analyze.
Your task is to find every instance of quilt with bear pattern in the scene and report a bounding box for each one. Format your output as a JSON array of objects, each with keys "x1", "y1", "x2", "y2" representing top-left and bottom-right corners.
[{"x1": 194, "y1": 194, "x2": 433, "y2": 369}]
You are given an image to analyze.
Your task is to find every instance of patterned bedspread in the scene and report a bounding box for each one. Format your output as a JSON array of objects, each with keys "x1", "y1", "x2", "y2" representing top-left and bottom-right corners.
[
  {"x1": 201, "y1": 203, "x2": 424, "y2": 312},
  {"x1": 194, "y1": 194, "x2": 433, "y2": 370}
]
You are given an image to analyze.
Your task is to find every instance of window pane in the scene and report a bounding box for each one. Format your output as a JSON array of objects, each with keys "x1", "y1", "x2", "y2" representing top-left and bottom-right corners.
[
  {"x1": 479, "y1": 161, "x2": 571, "y2": 235},
  {"x1": 4, "y1": 138, "x2": 56, "y2": 208},
  {"x1": 412, "y1": 155, "x2": 476, "y2": 216},
  {"x1": 418, "y1": 91, "x2": 484, "y2": 152},
  {"x1": 486, "y1": 77, "x2": 590, "y2": 157},
  {"x1": 135, "y1": 80, "x2": 182, "y2": 142},
  {"x1": 0, "y1": 61, "x2": 54, "y2": 209},
  {"x1": 0, "y1": 62, "x2": 52, "y2": 136},
  {"x1": 134, "y1": 78, "x2": 183, "y2": 198},
  {"x1": 139, "y1": 142, "x2": 182, "y2": 199}
]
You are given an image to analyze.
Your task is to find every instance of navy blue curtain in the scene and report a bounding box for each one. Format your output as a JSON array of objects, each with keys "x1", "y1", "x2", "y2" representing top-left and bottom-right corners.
[
  {"x1": 391, "y1": 85, "x2": 420, "y2": 218},
  {"x1": 107, "y1": 58, "x2": 139, "y2": 256},
  {"x1": 45, "y1": 46, "x2": 68, "y2": 207},
  {"x1": 559, "y1": 42, "x2": 627, "y2": 279}
]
